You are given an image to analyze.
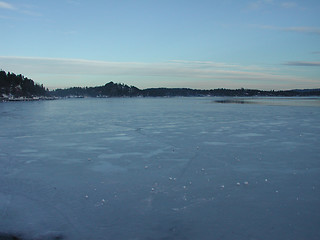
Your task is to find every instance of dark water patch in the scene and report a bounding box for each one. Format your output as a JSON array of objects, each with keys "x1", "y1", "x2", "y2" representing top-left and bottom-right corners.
[
  {"x1": 214, "y1": 99, "x2": 253, "y2": 104},
  {"x1": 214, "y1": 97, "x2": 320, "y2": 107},
  {"x1": 0, "y1": 233, "x2": 22, "y2": 240},
  {"x1": 0, "y1": 232, "x2": 64, "y2": 240}
]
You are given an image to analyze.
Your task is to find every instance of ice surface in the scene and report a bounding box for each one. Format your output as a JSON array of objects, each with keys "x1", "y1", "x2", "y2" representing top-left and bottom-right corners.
[{"x1": 0, "y1": 97, "x2": 320, "y2": 240}]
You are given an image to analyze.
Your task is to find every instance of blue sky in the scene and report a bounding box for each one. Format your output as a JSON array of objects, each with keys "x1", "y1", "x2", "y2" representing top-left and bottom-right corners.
[{"x1": 0, "y1": 0, "x2": 319, "y2": 90}]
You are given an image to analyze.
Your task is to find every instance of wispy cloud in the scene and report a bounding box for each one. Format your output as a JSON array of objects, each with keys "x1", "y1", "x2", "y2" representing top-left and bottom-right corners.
[
  {"x1": 0, "y1": 56, "x2": 318, "y2": 90},
  {"x1": 283, "y1": 27, "x2": 320, "y2": 35},
  {"x1": 284, "y1": 61, "x2": 320, "y2": 67},
  {"x1": 0, "y1": 1, "x2": 15, "y2": 10},
  {"x1": 0, "y1": 56, "x2": 281, "y2": 79},
  {"x1": 247, "y1": 0, "x2": 274, "y2": 10},
  {"x1": 66, "y1": 0, "x2": 81, "y2": 5},
  {"x1": 247, "y1": 0, "x2": 302, "y2": 11},
  {"x1": 281, "y1": 2, "x2": 297, "y2": 8},
  {"x1": 257, "y1": 25, "x2": 320, "y2": 35},
  {"x1": 0, "y1": 2, "x2": 41, "y2": 17}
]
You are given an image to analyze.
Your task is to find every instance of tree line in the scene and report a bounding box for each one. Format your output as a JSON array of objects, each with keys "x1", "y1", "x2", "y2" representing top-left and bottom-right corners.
[
  {"x1": 52, "y1": 82, "x2": 140, "y2": 97},
  {"x1": 52, "y1": 82, "x2": 320, "y2": 97},
  {"x1": 1, "y1": 69, "x2": 319, "y2": 99},
  {"x1": 0, "y1": 70, "x2": 48, "y2": 98}
]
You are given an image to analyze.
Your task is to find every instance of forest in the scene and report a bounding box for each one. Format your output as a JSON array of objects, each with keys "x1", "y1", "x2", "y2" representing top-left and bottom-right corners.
[
  {"x1": 53, "y1": 82, "x2": 320, "y2": 97},
  {"x1": 0, "y1": 70, "x2": 47, "y2": 99}
]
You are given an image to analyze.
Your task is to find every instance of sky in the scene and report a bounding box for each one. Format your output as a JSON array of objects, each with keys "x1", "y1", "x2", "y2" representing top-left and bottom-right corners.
[{"x1": 0, "y1": 0, "x2": 319, "y2": 90}]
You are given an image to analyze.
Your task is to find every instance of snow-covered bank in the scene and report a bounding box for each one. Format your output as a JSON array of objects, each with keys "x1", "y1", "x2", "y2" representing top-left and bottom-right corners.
[{"x1": 0, "y1": 96, "x2": 57, "y2": 102}]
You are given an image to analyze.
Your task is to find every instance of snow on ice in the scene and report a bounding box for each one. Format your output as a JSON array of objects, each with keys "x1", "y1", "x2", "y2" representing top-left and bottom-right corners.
[{"x1": 0, "y1": 97, "x2": 320, "y2": 240}]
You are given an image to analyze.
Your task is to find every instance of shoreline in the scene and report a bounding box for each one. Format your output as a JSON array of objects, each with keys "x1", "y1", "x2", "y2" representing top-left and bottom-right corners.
[{"x1": 0, "y1": 96, "x2": 58, "y2": 102}]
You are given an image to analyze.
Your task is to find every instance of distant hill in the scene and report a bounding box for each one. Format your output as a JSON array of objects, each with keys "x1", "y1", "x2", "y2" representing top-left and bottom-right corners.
[
  {"x1": 0, "y1": 70, "x2": 48, "y2": 99},
  {"x1": 52, "y1": 82, "x2": 141, "y2": 97},
  {"x1": 51, "y1": 82, "x2": 320, "y2": 97}
]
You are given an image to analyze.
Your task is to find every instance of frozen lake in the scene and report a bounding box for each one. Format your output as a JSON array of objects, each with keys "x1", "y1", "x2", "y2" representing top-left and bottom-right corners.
[{"x1": 1, "y1": 97, "x2": 320, "y2": 240}]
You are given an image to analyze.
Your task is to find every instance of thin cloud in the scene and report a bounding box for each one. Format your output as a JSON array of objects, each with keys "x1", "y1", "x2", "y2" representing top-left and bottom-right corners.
[
  {"x1": 0, "y1": 56, "x2": 280, "y2": 80},
  {"x1": 281, "y1": 2, "x2": 297, "y2": 8},
  {"x1": 246, "y1": 0, "x2": 300, "y2": 11},
  {"x1": 0, "y1": 1, "x2": 15, "y2": 10},
  {"x1": 0, "y1": 56, "x2": 318, "y2": 89},
  {"x1": 284, "y1": 61, "x2": 320, "y2": 67},
  {"x1": 247, "y1": 0, "x2": 274, "y2": 10},
  {"x1": 0, "y1": 2, "x2": 41, "y2": 17},
  {"x1": 283, "y1": 27, "x2": 320, "y2": 35},
  {"x1": 169, "y1": 60, "x2": 274, "y2": 72},
  {"x1": 257, "y1": 25, "x2": 320, "y2": 35},
  {"x1": 0, "y1": 14, "x2": 13, "y2": 19},
  {"x1": 247, "y1": 1, "x2": 304, "y2": 11},
  {"x1": 67, "y1": 0, "x2": 81, "y2": 5}
]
